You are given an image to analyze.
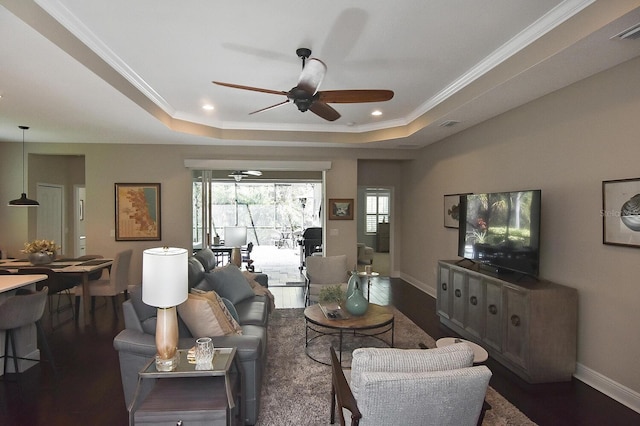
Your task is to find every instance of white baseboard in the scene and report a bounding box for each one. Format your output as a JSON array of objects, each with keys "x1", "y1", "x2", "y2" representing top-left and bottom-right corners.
[
  {"x1": 399, "y1": 276, "x2": 640, "y2": 415},
  {"x1": 574, "y1": 363, "x2": 640, "y2": 414},
  {"x1": 399, "y1": 272, "x2": 436, "y2": 298}
]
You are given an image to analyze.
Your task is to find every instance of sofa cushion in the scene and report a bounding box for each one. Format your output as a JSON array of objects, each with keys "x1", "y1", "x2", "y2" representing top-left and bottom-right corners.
[
  {"x1": 194, "y1": 248, "x2": 217, "y2": 272},
  {"x1": 234, "y1": 298, "x2": 268, "y2": 326},
  {"x1": 187, "y1": 257, "x2": 207, "y2": 290},
  {"x1": 221, "y1": 297, "x2": 240, "y2": 323},
  {"x1": 128, "y1": 284, "x2": 157, "y2": 322},
  {"x1": 202, "y1": 264, "x2": 255, "y2": 304},
  {"x1": 178, "y1": 290, "x2": 243, "y2": 337}
]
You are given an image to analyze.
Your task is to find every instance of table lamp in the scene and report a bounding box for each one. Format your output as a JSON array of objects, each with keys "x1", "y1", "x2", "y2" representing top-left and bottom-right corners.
[{"x1": 142, "y1": 247, "x2": 188, "y2": 371}]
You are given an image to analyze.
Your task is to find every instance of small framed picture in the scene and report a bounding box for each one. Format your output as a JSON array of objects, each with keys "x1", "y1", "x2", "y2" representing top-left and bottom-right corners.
[
  {"x1": 444, "y1": 193, "x2": 467, "y2": 228},
  {"x1": 328, "y1": 198, "x2": 354, "y2": 220},
  {"x1": 115, "y1": 183, "x2": 161, "y2": 241},
  {"x1": 602, "y1": 178, "x2": 640, "y2": 247}
]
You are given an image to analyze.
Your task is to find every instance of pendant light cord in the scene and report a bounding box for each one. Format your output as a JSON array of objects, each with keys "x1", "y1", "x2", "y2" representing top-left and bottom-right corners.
[{"x1": 19, "y1": 125, "x2": 30, "y2": 193}]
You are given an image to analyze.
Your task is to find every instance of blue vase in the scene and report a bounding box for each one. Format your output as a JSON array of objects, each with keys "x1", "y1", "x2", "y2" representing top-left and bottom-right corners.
[
  {"x1": 346, "y1": 269, "x2": 359, "y2": 299},
  {"x1": 345, "y1": 281, "x2": 369, "y2": 316}
]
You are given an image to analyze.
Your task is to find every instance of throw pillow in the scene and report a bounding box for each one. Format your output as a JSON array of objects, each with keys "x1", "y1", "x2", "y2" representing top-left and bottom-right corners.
[
  {"x1": 178, "y1": 290, "x2": 243, "y2": 337},
  {"x1": 203, "y1": 263, "x2": 255, "y2": 304},
  {"x1": 221, "y1": 296, "x2": 240, "y2": 323}
]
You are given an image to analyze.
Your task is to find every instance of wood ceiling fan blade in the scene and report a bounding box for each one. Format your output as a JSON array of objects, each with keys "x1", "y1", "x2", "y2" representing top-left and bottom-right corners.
[
  {"x1": 213, "y1": 81, "x2": 287, "y2": 96},
  {"x1": 249, "y1": 100, "x2": 290, "y2": 115},
  {"x1": 309, "y1": 101, "x2": 341, "y2": 122},
  {"x1": 297, "y1": 58, "x2": 326, "y2": 95},
  {"x1": 318, "y1": 89, "x2": 394, "y2": 103}
]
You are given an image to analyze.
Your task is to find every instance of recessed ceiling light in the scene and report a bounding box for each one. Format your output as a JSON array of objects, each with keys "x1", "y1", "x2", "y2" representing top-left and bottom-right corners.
[
  {"x1": 371, "y1": 110, "x2": 382, "y2": 116},
  {"x1": 202, "y1": 104, "x2": 214, "y2": 111}
]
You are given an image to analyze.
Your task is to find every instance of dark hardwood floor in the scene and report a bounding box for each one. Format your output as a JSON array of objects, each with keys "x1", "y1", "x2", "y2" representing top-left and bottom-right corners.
[{"x1": 1, "y1": 278, "x2": 638, "y2": 425}]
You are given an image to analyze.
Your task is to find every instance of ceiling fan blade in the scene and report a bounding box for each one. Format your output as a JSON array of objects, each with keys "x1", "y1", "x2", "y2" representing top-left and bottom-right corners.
[
  {"x1": 318, "y1": 89, "x2": 394, "y2": 103},
  {"x1": 213, "y1": 81, "x2": 287, "y2": 96},
  {"x1": 309, "y1": 101, "x2": 341, "y2": 122},
  {"x1": 249, "y1": 100, "x2": 290, "y2": 115},
  {"x1": 297, "y1": 58, "x2": 326, "y2": 95},
  {"x1": 244, "y1": 170, "x2": 262, "y2": 176}
]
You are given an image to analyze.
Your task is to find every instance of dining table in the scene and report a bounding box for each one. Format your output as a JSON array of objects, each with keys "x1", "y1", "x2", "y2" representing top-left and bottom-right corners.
[{"x1": 0, "y1": 257, "x2": 113, "y2": 325}]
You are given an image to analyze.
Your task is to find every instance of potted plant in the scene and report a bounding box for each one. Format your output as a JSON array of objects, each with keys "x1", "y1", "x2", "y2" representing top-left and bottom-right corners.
[
  {"x1": 22, "y1": 239, "x2": 60, "y2": 265},
  {"x1": 319, "y1": 285, "x2": 345, "y2": 310}
]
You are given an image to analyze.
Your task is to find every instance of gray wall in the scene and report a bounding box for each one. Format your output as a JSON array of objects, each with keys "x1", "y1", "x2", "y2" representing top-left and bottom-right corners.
[{"x1": 399, "y1": 56, "x2": 640, "y2": 405}]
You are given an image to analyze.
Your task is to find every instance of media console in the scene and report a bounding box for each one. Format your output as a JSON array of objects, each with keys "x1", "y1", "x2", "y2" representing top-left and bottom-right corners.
[{"x1": 437, "y1": 260, "x2": 578, "y2": 383}]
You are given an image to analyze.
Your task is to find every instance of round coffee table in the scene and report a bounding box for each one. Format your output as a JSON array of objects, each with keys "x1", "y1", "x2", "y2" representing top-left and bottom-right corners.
[
  {"x1": 435, "y1": 337, "x2": 488, "y2": 363},
  {"x1": 304, "y1": 303, "x2": 394, "y2": 366}
]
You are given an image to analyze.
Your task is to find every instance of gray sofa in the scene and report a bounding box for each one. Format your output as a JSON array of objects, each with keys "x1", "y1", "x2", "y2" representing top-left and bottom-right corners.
[{"x1": 113, "y1": 249, "x2": 270, "y2": 425}]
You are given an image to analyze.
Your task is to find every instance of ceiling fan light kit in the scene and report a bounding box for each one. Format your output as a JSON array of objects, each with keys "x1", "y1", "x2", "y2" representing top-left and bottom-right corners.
[
  {"x1": 8, "y1": 125, "x2": 39, "y2": 207},
  {"x1": 213, "y1": 48, "x2": 393, "y2": 122},
  {"x1": 229, "y1": 170, "x2": 263, "y2": 182}
]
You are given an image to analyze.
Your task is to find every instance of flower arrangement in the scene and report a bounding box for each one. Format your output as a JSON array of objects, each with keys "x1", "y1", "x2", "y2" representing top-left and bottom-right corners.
[{"x1": 22, "y1": 239, "x2": 60, "y2": 256}]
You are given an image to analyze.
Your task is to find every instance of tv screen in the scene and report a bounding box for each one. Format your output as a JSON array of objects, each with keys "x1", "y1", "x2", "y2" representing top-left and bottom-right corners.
[{"x1": 458, "y1": 190, "x2": 541, "y2": 277}]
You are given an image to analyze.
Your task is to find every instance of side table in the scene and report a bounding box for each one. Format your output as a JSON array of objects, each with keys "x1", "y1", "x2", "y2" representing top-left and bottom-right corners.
[
  {"x1": 356, "y1": 271, "x2": 380, "y2": 301},
  {"x1": 129, "y1": 347, "x2": 241, "y2": 426}
]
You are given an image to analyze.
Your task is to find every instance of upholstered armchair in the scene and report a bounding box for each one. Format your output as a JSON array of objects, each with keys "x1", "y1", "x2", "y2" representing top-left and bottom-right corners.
[
  {"x1": 330, "y1": 344, "x2": 492, "y2": 426},
  {"x1": 304, "y1": 254, "x2": 349, "y2": 305},
  {"x1": 357, "y1": 243, "x2": 373, "y2": 265}
]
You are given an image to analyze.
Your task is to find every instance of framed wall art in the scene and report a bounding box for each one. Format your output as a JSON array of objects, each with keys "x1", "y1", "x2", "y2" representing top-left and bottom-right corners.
[
  {"x1": 115, "y1": 183, "x2": 161, "y2": 241},
  {"x1": 602, "y1": 177, "x2": 640, "y2": 247},
  {"x1": 444, "y1": 193, "x2": 468, "y2": 229},
  {"x1": 328, "y1": 198, "x2": 354, "y2": 220}
]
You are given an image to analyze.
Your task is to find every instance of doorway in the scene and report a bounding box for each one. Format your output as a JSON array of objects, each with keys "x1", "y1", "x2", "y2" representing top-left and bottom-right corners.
[
  {"x1": 357, "y1": 186, "x2": 392, "y2": 276},
  {"x1": 36, "y1": 183, "x2": 64, "y2": 256}
]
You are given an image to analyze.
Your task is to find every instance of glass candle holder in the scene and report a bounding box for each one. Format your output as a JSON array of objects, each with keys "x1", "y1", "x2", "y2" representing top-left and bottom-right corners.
[{"x1": 195, "y1": 337, "x2": 214, "y2": 369}]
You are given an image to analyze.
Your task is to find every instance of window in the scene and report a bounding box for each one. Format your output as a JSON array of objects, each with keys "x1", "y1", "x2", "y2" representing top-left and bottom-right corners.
[
  {"x1": 365, "y1": 188, "x2": 390, "y2": 233},
  {"x1": 192, "y1": 170, "x2": 322, "y2": 248}
]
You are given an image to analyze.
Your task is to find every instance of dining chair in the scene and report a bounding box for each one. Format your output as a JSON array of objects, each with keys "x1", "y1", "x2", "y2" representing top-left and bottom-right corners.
[
  {"x1": 17, "y1": 267, "x2": 77, "y2": 324},
  {"x1": 74, "y1": 249, "x2": 132, "y2": 319},
  {"x1": 0, "y1": 286, "x2": 57, "y2": 378},
  {"x1": 75, "y1": 254, "x2": 106, "y2": 280}
]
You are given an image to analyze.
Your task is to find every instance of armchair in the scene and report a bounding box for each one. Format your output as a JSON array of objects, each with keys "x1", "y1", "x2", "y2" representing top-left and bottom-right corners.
[
  {"x1": 357, "y1": 243, "x2": 373, "y2": 265},
  {"x1": 330, "y1": 344, "x2": 491, "y2": 426},
  {"x1": 304, "y1": 254, "x2": 349, "y2": 305}
]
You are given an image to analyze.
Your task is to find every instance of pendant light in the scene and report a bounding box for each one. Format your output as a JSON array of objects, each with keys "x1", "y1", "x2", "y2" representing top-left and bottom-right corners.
[{"x1": 8, "y1": 125, "x2": 39, "y2": 207}]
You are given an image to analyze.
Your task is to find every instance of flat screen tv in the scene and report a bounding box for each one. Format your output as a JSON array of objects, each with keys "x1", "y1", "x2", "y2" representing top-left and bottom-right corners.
[{"x1": 458, "y1": 190, "x2": 541, "y2": 277}]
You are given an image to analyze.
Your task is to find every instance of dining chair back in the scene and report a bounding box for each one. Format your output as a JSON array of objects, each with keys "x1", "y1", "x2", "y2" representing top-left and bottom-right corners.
[
  {"x1": 74, "y1": 249, "x2": 132, "y2": 319},
  {"x1": 0, "y1": 286, "x2": 57, "y2": 377},
  {"x1": 17, "y1": 267, "x2": 77, "y2": 324}
]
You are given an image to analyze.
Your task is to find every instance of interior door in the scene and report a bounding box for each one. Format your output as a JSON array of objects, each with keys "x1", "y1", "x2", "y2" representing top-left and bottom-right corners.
[{"x1": 37, "y1": 183, "x2": 64, "y2": 256}]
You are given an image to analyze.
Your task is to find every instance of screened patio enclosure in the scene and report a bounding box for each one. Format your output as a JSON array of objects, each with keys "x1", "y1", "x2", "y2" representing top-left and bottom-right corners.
[{"x1": 193, "y1": 170, "x2": 322, "y2": 249}]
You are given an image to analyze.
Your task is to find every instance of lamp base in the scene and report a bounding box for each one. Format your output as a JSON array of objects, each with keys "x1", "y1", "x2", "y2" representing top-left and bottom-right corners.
[
  {"x1": 155, "y1": 306, "x2": 179, "y2": 371},
  {"x1": 155, "y1": 353, "x2": 179, "y2": 372}
]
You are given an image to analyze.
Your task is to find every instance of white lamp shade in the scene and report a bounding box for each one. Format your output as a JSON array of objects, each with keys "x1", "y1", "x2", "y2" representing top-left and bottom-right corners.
[{"x1": 142, "y1": 247, "x2": 188, "y2": 308}]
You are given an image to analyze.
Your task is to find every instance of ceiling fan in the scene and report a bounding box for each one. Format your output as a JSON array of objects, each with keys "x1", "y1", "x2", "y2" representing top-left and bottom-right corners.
[
  {"x1": 229, "y1": 170, "x2": 262, "y2": 182},
  {"x1": 213, "y1": 48, "x2": 394, "y2": 122}
]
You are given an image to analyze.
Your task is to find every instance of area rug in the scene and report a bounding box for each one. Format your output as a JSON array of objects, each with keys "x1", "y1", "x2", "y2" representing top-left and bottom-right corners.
[{"x1": 256, "y1": 308, "x2": 536, "y2": 426}]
